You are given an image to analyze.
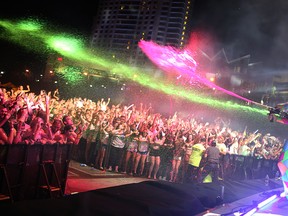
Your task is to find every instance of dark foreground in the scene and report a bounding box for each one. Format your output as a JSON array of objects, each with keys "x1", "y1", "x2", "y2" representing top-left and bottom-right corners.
[{"x1": 0, "y1": 160, "x2": 286, "y2": 216}]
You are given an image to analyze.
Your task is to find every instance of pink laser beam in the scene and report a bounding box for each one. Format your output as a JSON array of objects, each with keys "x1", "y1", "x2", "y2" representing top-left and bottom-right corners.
[{"x1": 138, "y1": 39, "x2": 253, "y2": 104}]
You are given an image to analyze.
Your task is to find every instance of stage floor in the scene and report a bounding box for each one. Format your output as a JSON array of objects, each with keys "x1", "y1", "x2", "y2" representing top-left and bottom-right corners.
[
  {"x1": 67, "y1": 160, "x2": 287, "y2": 216},
  {"x1": 66, "y1": 160, "x2": 288, "y2": 216},
  {"x1": 255, "y1": 196, "x2": 288, "y2": 215},
  {"x1": 199, "y1": 188, "x2": 287, "y2": 216},
  {"x1": 0, "y1": 160, "x2": 286, "y2": 216}
]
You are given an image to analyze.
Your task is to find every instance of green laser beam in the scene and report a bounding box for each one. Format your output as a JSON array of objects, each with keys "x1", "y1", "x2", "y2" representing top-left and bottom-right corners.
[{"x1": 0, "y1": 18, "x2": 267, "y2": 116}]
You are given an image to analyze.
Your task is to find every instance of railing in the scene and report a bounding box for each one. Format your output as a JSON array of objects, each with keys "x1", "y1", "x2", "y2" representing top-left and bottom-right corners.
[
  {"x1": 0, "y1": 143, "x2": 280, "y2": 202},
  {"x1": 221, "y1": 154, "x2": 279, "y2": 181},
  {"x1": 0, "y1": 143, "x2": 73, "y2": 202}
]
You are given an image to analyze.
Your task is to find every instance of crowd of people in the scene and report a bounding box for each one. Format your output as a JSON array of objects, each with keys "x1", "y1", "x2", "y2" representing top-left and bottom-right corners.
[{"x1": 0, "y1": 85, "x2": 284, "y2": 184}]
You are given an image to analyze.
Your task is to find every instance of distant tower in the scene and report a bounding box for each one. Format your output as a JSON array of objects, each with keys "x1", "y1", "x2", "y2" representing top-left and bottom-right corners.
[{"x1": 90, "y1": 0, "x2": 195, "y2": 66}]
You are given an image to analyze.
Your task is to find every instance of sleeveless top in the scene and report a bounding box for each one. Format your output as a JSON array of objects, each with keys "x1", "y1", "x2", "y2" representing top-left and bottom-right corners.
[
  {"x1": 111, "y1": 134, "x2": 125, "y2": 148},
  {"x1": 100, "y1": 130, "x2": 110, "y2": 145},
  {"x1": 138, "y1": 140, "x2": 149, "y2": 153}
]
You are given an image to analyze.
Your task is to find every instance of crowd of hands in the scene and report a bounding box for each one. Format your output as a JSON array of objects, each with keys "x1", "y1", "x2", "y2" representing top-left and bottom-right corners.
[{"x1": 0, "y1": 85, "x2": 284, "y2": 161}]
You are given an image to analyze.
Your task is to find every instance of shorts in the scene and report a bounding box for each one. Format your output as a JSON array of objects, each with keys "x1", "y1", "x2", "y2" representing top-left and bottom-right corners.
[
  {"x1": 138, "y1": 151, "x2": 148, "y2": 155},
  {"x1": 173, "y1": 156, "x2": 182, "y2": 161},
  {"x1": 149, "y1": 149, "x2": 161, "y2": 157},
  {"x1": 101, "y1": 144, "x2": 108, "y2": 149}
]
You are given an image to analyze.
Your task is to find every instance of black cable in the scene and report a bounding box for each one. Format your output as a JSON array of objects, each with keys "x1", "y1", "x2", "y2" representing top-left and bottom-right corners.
[{"x1": 220, "y1": 204, "x2": 254, "y2": 216}]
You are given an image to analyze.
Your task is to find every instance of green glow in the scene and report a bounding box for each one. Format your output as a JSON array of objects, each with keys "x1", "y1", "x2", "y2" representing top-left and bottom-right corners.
[
  {"x1": 57, "y1": 66, "x2": 84, "y2": 84},
  {"x1": 17, "y1": 19, "x2": 43, "y2": 31},
  {"x1": 0, "y1": 18, "x2": 267, "y2": 116}
]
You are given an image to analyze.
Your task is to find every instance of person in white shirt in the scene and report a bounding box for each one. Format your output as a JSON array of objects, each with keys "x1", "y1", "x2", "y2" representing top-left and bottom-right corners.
[
  {"x1": 229, "y1": 136, "x2": 239, "y2": 155},
  {"x1": 216, "y1": 136, "x2": 227, "y2": 180}
]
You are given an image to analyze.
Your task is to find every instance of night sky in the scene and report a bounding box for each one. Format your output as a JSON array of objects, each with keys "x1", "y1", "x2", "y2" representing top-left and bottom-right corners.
[
  {"x1": 191, "y1": 0, "x2": 288, "y2": 70},
  {"x1": 1, "y1": 0, "x2": 288, "y2": 82}
]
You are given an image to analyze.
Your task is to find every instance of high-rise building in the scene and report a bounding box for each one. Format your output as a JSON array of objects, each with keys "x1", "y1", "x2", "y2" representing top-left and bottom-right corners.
[{"x1": 91, "y1": 0, "x2": 195, "y2": 66}]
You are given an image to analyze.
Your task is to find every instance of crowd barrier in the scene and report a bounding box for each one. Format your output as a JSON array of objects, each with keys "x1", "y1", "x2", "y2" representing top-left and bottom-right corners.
[
  {"x1": 222, "y1": 154, "x2": 280, "y2": 181},
  {"x1": 0, "y1": 142, "x2": 280, "y2": 202},
  {"x1": 72, "y1": 143, "x2": 280, "y2": 182},
  {"x1": 0, "y1": 143, "x2": 73, "y2": 202}
]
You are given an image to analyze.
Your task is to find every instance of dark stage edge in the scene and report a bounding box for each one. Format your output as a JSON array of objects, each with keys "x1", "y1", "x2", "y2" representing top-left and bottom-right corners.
[
  {"x1": 254, "y1": 196, "x2": 288, "y2": 216},
  {"x1": 201, "y1": 190, "x2": 288, "y2": 216},
  {"x1": 0, "y1": 179, "x2": 284, "y2": 216}
]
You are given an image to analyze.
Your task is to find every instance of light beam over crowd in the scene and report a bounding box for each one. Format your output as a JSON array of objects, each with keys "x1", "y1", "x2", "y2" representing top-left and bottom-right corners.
[
  {"x1": 0, "y1": 18, "x2": 267, "y2": 116},
  {"x1": 138, "y1": 39, "x2": 255, "y2": 104}
]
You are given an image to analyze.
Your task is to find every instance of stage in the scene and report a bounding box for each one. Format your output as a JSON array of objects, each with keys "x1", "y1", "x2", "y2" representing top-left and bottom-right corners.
[
  {"x1": 200, "y1": 185, "x2": 287, "y2": 215},
  {"x1": 0, "y1": 177, "x2": 286, "y2": 216}
]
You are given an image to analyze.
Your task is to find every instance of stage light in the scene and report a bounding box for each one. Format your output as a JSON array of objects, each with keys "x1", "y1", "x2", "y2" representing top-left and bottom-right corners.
[
  {"x1": 280, "y1": 191, "x2": 287, "y2": 198},
  {"x1": 241, "y1": 194, "x2": 279, "y2": 216},
  {"x1": 243, "y1": 207, "x2": 257, "y2": 216},
  {"x1": 257, "y1": 194, "x2": 277, "y2": 209}
]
